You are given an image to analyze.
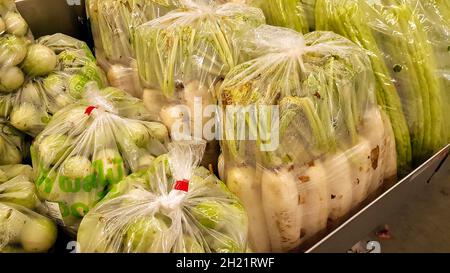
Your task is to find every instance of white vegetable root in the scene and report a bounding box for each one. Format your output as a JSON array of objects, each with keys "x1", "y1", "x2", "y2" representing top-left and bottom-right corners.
[
  {"x1": 380, "y1": 110, "x2": 397, "y2": 183},
  {"x1": 297, "y1": 161, "x2": 328, "y2": 242},
  {"x1": 226, "y1": 166, "x2": 271, "y2": 252},
  {"x1": 261, "y1": 167, "x2": 301, "y2": 252},
  {"x1": 345, "y1": 138, "x2": 373, "y2": 207},
  {"x1": 324, "y1": 151, "x2": 353, "y2": 222},
  {"x1": 359, "y1": 107, "x2": 386, "y2": 196}
]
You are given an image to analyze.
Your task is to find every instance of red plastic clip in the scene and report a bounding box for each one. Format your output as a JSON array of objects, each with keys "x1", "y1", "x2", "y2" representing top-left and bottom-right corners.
[
  {"x1": 85, "y1": 105, "x2": 98, "y2": 116},
  {"x1": 174, "y1": 179, "x2": 189, "y2": 192}
]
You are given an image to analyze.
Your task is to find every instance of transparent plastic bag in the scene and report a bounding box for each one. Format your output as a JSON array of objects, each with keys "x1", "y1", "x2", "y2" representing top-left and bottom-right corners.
[
  {"x1": 315, "y1": 0, "x2": 449, "y2": 170},
  {"x1": 1, "y1": 33, "x2": 107, "y2": 136},
  {"x1": 0, "y1": 0, "x2": 33, "y2": 94},
  {"x1": 0, "y1": 0, "x2": 33, "y2": 40},
  {"x1": 0, "y1": 121, "x2": 29, "y2": 165},
  {"x1": 218, "y1": 25, "x2": 397, "y2": 252},
  {"x1": 0, "y1": 163, "x2": 57, "y2": 253},
  {"x1": 0, "y1": 202, "x2": 57, "y2": 253},
  {"x1": 135, "y1": 2, "x2": 264, "y2": 168},
  {"x1": 404, "y1": 0, "x2": 450, "y2": 145},
  {"x1": 0, "y1": 165, "x2": 39, "y2": 210},
  {"x1": 247, "y1": 0, "x2": 309, "y2": 33},
  {"x1": 78, "y1": 141, "x2": 248, "y2": 253},
  {"x1": 0, "y1": 164, "x2": 33, "y2": 182},
  {"x1": 31, "y1": 83, "x2": 169, "y2": 233},
  {"x1": 86, "y1": 0, "x2": 181, "y2": 98}
]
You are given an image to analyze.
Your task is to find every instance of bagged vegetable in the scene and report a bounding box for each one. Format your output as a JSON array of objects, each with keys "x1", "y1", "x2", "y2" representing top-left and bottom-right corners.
[
  {"x1": 0, "y1": 165, "x2": 39, "y2": 209},
  {"x1": 219, "y1": 25, "x2": 397, "y2": 252},
  {"x1": 0, "y1": 121, "x2": 29, "y2": 165},
  {"x1": 0, "y1": 0, "x2": 33, "y2": 40},
  {"x1": 1, "y1": 33, "x2": 107, "y2": 136},
  {"x1": 0, "y1": 203, "x2": 57, "y2": 253},
  {"x1": 134, "y1": 2, "x2": 264, "y2": 168},
  {"x1": 315, "y1": 0, "x2": 448, "y2": 170},
  {"x1": 78, "y1": 141, "x2": 248, "y2": 253},
  {"x1": 86, "y1": 0, "x2": 182, "y2": 98},
  {"x1": 0, "y1": 0, "x2": 33, "y2": 94},
  {"x1": 247, "y1": 0, "x2": 309, "y2": 33},
  {"x1": 0, "y1": 164, "x2": 57, "y2": 253},
  {"x1": 31, "y1": 83, "x2": 169, "y2": 233},
  {"x1": 403, "y1": 0, "x2": 450, "y2": 146}
]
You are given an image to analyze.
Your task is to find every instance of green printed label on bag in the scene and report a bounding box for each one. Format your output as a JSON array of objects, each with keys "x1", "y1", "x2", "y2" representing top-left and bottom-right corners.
[
  {"x1": 68, "y1": 74, "x2": 89, "y2": 98},
  {"x1": 80, "y1": 62, "x2": 102, "y2": 85},
  {"x1": 59, "y1": 176, "x2": 82, "y2": 193}
]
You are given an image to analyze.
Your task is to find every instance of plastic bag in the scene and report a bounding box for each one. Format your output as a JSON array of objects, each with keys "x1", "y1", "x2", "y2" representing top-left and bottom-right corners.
[
  {"x1": 247, "y1": 0, "x2": 309, "y2": 33},
  {"x1": 218, "y1": 25, "x2": 397, "y2": 252},
  {"x1": 1, "y1": 33, "x2": 107, "y2": 136},
  {"x1": 0, "y1": 0, "x2": 33, "y2": 40},
  {"x1": 31, "y1": 83, "x2": 169, "y2": 233},
  {"x1": 0, "y1": 165, "x2": 39, "y2": 209},
  {"x1": 135, "y1": 2, "x2": 264, "y2": 168},
  {"x1": 0, "y1": 202, "x2": 57, "y2": 253},
  {"x1": 86, "y1": 0, "x2": 182, "y2": 98},
  {"x1": 0, "y1": 0, "x2": 33, "y2": 94},
  {"x1": 404, "y1": 0, "x2": 450, "y2": 146},
  {"x1": 77, "y1": 141, "x2": 248, "y2": 253},
  {"x1": 0, "y1": 121, "x2": 29, "y2": 165},
  {"x1": 315, "y1": 0, "x2": 449, "y2": 170},
  {"x1": 0, "y1": 164, "x2": 57, "y2": 253}
]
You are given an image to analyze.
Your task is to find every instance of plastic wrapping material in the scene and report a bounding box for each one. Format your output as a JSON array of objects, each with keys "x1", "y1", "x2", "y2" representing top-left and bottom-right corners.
[
  {"x1": 0, "y1": 164, "x2": 57, "y2": 253},
  {"x1": 77, "y1": 141, "x2": 248, "y2": 253},
  {"x1": 0, "y1": 33, "x2": 107, "y2": 136},
  {"x1": 0, "y1": 202, "x2": 57, "y2": 253},
  {"x1": 405, "y1": 0, "x2": 450, "y2": 146},
  {"x1": 247, "y1": 0, "x2": 309, "y2": 33},
  {"x1": 135, "y1": 2, "x2": 264, "y2": 168},
  {"x1": 219, "y1": 25, "x2": 397, "y2": 252},
  {"x1": 0, "y1": 164, "x2": 32, "y2": 182},
  {"x1": 86, "y1": 0, "x2": 181, "y2": 98},
  {"x1": 31, "y1": 83, "x2": 169, "y2": 233},
  {"x1": 315, "y1": 0, "x2": 449, "y2": 171},
  {"x1": 0, "y1": 165, "x2": 39, "y2": 209},
  {"x1": 0, "y1": 0, "x2": 33, "y2": 40},
  {"x1": 0, "y1": 0, "x2": 33, "y2": 94},
  {"x1": 0, "y1": 121, "x2": 29, "y2": 165}
]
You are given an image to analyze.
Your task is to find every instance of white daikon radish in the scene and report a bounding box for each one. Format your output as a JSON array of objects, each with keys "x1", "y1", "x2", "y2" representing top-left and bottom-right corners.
[
  {"x1": 324, "y1": 151, "x2": 353, "y2": 221},
  {"x1": 297, "y1": 161, "x2": 328, "y2": 242},
  {"x1": 226, "y1": 166, "x2": 271, "y2": 252},
  {"x1": 261, "y1": 167, "x2": 301, "y2": 252}
]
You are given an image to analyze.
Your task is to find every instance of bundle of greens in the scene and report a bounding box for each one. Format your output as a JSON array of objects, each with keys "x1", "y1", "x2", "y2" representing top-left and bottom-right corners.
[
  {"x1": 219, "y1": 25, "x2": 397, "y2": 252},
  {"x1": 86, "y1": 0, "x2": 181, "y2": 98},
  {"x1": 77, "y1": 141, "x2": 248, "y2": 253},
  {"x1": 404, "y1": 0, "x2": 450, "y2": 145},
  {"x1": 0, "y1": 164, "x2": 57, "y2": 253},
  {"x1": 247, "y1": 0, "x2": 309, "y2": 33},
  {"x1": 134, "y1": 2, "x2": 264, "y2": 167},
  {"x1": 31, "y1": 84, "x2": 169, "y2": 233},
  {"x1": 315, "y1": 0, "x2": 448, "y2": 169}
]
